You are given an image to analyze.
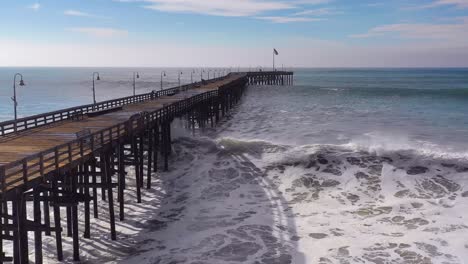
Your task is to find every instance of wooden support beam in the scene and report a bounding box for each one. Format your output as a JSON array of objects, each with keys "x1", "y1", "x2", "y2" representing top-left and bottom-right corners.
[
  {"x1": 132, "y1": 136, "x2": 141, "y2": 203},
  {"x1": 153, "y1": 125, "x2": 159, "y2": 173},
  {"x1": 0, "y1": 198, "x2": 3, "y2": 264},
  {"x1": 33, "y1": 188, "x2": 43, "y2": 264},
  {"x1": 70, "y1": 169, "x2": 80, "y2": 261},
  {"x1": 83, "y1": 163, "x2": 91, "y2": 239},
  {"x1": 91, "y1": 159, "x2": 98, "y2": 219},
  {"x1": 11, "y1": 193, "x2": 19, "y2": 264},
  {"x1": 118, "y1": 144, "x2": 125, "y2": 221},
  {"x1": 138, "y1": 134, "x2": 144, "y2": 189},
  {"x1": 147, "y1": 128, "x2": 153, "y2": 189},
  {"x1": 104, "y1": 153, "x2": 117, "y2": 240}
]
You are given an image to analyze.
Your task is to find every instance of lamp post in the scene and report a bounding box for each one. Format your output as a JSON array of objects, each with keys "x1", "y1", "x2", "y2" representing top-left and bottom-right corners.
[
  {"x1": 178, "y1": 71, "x2": 183, "y2": 90},
  {"x1": 12, "y1": 73, "x2": 25, "y2": 132},
  {"x1": 191, "y1": 69, "x2": 195, "y2": 84},
  {"x1": 200, "y1": 69, "x2": 204, "y2": 81},
  {"x1": 160, "y1": 71, "x2": 166, "y2": 91},
  {"x1": 132, "y1": 71, "x2": 140, "y2": 96},
  {"x1": 92, "y1": 72, "x2": 100, "y2": 105}
]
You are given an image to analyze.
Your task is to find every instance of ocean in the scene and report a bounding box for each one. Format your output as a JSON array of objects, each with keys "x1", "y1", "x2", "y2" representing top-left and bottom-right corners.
[{"x1": 1, "y1": 68, "x2": 468, "y2": 263}]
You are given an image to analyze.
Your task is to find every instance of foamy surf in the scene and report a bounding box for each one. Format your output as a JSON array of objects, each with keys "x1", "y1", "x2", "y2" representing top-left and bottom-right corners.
[{"x1": 113, "y1": 134, "x2": 468, "y2": 263}]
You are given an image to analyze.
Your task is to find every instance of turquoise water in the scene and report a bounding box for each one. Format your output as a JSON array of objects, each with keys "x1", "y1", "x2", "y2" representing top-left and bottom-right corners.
[{"x1": 1, "y1": 67, "x2": 467, "y2": 158}]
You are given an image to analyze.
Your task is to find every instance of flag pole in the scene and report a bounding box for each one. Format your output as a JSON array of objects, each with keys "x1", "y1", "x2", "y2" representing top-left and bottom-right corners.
[{"x1": 273, "y1": 49, "x2": 275, "y2": 71}]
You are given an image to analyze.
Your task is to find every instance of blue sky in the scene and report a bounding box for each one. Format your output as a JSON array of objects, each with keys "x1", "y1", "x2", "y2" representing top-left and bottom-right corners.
[{"x1": 1, "y1": 0, "x2": 468, "y2": 67}]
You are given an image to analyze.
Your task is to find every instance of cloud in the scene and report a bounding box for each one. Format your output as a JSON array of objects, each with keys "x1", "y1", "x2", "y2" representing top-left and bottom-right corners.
[
  {"x1": 68, "y1": 27, "x2": 128, "y2": 38},
  {"x1": 117, "y1": 0, "x2": 331, "y2": 17},
  {"x1": 64, "y1": 10, "x2": 92, "y2": 17},
  {"x1": 64, "y1": 10, "x2": 110, "y2": 19},
  {"x1": 256, "y1": 16, "x2": 323, "y2": 23},
  {"x1": 407, "y1": 0, "x2": 468, "y2": 9},
  {"x1": 27, "y1": 3, "x2": 40, "y2": 11},
  {"x1": 292, "y1": 0, "x2": 332, "y2": 3},
  {"x1": 350, "y1": 17, "x2": 468, "y2": 44},
  {"x1": 292, "y1": 7, "x2": 341, "y2": 16},
  {"x1": 142, "y1": 0, "x2": 294, "y2": 17}
]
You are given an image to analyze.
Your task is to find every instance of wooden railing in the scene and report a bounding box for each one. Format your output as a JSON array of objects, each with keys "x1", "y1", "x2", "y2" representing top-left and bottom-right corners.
[
  {"x1": 0, "y1": 74, "x2": 232, "y2": 136},
  {"x1": 246, "y1": 71, "x2": 293, "y2": 76}
]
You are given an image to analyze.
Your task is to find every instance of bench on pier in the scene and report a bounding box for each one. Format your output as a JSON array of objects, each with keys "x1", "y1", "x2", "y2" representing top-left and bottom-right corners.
[{"x1": 86, "y1": 106, "x2": 123, "y2": 117}]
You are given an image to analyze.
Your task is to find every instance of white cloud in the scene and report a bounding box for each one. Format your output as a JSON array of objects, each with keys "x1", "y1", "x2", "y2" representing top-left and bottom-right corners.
[
  {"x1": 27, "y1": 3, "x2": 40, "y2": 11},
  {"x1": 142, "y1": 0, "x2": 294, "y2": 17},
  {"x1": 293, "y1": 7, "x2": 341, "y2": 16},
  {"x1": 117, "y1": 0, "x2": 331, "y2": 17},
  {"x1": 350, "y1": 17, "x2": 468, "y2": 44},
  {"x1": 292, "y1": 0, "x2": 332, "y2": 4},
  {"x1": 426, "y1": 0, "x2": 468, "y2": 8},
  {"x1": 64, "y1": 10, "x2": 91, "y2": 17},
  {"x1": 406, "y1": 0, "x2": 468, "y2": 9},
  {"x1": 68, "y1": 27, "x2": 128, "y2": 38},
  {"x1": 64, "y1": 10, "x2": 110, "y2": 19},
  {"x1": 256, "y1": 16, "x2": 323, "y2": 23}
]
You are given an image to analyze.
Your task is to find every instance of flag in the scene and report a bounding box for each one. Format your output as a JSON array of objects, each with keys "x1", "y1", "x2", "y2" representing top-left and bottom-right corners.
[{"x1": 274, "y1": 48, "x2": 279, "y2": 55}]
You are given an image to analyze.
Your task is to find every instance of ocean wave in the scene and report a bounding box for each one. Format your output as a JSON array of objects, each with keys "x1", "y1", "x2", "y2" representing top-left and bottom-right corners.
[
  {"x1": 308, "y1": 86, "x2": 468, "y2": 99},
  {"x1": 206, "y1": 136, "x2": 468, "y2": 173}
]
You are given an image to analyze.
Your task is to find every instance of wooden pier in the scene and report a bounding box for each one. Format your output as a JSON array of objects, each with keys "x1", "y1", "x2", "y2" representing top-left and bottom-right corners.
[
  {"x1": 0, "y1": 71, "x2": 293, "y2": 263},
  {"x1": 247, "y1": 71, "x2": 293, "y2": 86}
]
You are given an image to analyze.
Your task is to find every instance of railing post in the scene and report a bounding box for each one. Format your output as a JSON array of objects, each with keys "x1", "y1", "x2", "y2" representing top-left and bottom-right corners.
[
  {"x1": 22, "y1": 161, "x2": 28, "y2": 185},
  {"x1": 39, "y1": 154, "x2": 44, "y2": 178},
  {"x1": 68, "y1": 143, "x2": 73, "y2": 164},
  {"x1": 0, "y1": 166, "x2": 6, "y2": 193}
]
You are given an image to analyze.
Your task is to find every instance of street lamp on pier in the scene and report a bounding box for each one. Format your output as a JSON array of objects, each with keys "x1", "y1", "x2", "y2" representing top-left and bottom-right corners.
[
  {"x1": 133, "y1": 72, "x2": 140, "y2": 96},
  {"x1": 92, "y1": 72, "x2": 100, "y2": 105},
  {"x1": 160, "y1": 71, "x2": 166, "y2": 90},
  {"x1": 12, "y1": 73, "x2": 25, "y2": 132},
  {"x1": 178, "y1": 71, "x2": 183, "y2": 90}
]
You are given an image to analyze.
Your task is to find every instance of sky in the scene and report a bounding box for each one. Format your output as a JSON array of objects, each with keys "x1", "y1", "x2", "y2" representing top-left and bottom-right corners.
[{"x1": 1, "y1": 0, "x2": 468, "y2": 67}]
